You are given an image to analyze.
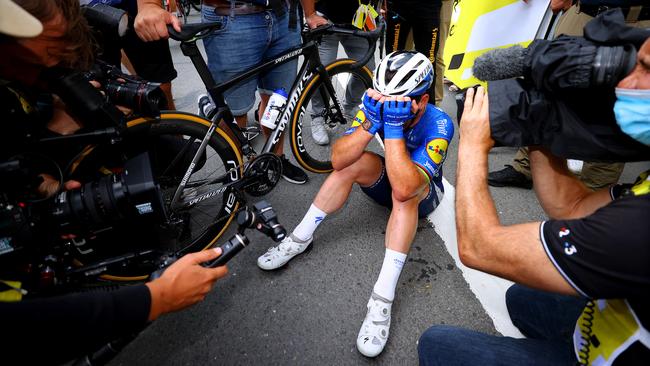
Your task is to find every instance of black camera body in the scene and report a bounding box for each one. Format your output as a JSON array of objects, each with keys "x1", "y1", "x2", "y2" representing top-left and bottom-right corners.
[
  {"x1": 0, "y1": 153, "x2": 167, "y2": 289},
  {"x1": 472, "y1": 9, "x2": 650, "y2": 162}
]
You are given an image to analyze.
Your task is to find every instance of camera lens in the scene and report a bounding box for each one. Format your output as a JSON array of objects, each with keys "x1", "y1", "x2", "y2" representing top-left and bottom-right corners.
[{"x1": 50, "y1": 153, "x2": 166, "y2": 233}]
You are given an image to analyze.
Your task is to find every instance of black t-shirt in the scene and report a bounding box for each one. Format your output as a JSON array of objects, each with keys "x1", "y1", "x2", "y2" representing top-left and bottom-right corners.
[
  {"x1": 540, "y1": 185, "x2": 650, "y2": 364},
  {"x1": 0, "y1": 81, "x2": 46, "y2": 160},
  {"x1": 315, "y1": 0, "x2": 360, "y2": 24},
  {"x1": 0, "y1": 284, "x2": 151, "y2": 364}
]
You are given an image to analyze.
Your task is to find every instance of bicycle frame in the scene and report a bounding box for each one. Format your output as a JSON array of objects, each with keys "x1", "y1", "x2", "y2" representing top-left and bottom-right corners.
[
  {"x1": 167, "y1": 20, "x2": 382, "y2": 211},
  {"x1": 179, "y1": 35, "x2": 344, "y2": 155},
  {"x1": 170, "y1": 34, "x2": 345, "y2": 210}
]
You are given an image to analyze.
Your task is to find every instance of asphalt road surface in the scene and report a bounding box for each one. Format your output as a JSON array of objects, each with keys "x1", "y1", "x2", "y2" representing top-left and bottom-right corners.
[{"x1": 110, "y1": 12, "x2": 650, "y2": 366}]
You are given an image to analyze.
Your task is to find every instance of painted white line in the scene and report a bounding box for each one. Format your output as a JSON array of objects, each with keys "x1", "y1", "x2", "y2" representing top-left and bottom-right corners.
[{"x1": 427, "y1": 178, "x2": 525, "y2": 338}]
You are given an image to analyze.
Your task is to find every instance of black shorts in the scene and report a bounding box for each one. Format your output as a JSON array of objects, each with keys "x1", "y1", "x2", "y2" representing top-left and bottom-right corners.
[
  {"x1": 360, "y1": 156, "x2": 443, "y2": 218},
  {"x1": 99, "y1": 17, "x2": 178, "y2": 83}
]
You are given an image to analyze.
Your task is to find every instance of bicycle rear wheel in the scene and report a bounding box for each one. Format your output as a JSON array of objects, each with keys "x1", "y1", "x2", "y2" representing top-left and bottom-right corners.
[
  {"x1": 290, "y1": 59, "x2": 373, "y2": 173},
  {"x1": 69, "y1": 111, "x2": 243, "y2": 281}
]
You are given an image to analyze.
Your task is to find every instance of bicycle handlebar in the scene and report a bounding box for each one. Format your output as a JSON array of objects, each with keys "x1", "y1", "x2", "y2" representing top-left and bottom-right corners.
[{"x1": 305, "y1": 17, "x2": 385, "y2": 69}]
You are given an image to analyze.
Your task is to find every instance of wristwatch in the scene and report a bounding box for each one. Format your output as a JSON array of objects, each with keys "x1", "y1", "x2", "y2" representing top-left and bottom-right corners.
[{"x1": 362, "y1": 120, "x2": 373, "y2": 131}]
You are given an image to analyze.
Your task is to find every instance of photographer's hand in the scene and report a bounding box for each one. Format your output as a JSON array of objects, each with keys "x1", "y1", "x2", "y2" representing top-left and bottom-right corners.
[
  {"x1": 37, "y1": 176, "x2": 81, "y2": 198},
  {"x1": 135, "y1": 0, "x2": 182, "y2": 42},
  {"x1": 459, "y1": 87, "x2": 493, "y2": 154},
  {"x1": 146, "y1": 248, "x2": 228, "y2": 321}
]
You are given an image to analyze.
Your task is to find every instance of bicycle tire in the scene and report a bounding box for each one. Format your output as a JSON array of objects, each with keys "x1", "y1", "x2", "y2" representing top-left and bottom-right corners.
[
  {"x1": 289, "y1": 59, "x2": 373, "y2": 173},
  {"x1": 69, "y1": 111, "x2": 243, "y2": 282}
]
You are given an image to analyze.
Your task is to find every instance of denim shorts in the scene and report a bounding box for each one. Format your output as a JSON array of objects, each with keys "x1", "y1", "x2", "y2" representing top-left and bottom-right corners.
[
  {"x1": 360, "y1": 156, "x2": 444, "y2": 218},
  {"x1": 201, "y1": 6, "x2": 301, "y2": 116}
]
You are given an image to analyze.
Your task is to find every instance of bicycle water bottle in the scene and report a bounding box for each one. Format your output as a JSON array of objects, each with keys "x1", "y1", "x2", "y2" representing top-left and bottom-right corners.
[{"x1": 260, "y1": 89, "x2": 288, "y2": 129}]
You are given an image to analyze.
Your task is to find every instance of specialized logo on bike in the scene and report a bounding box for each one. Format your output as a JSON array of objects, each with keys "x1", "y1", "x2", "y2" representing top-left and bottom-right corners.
[
  {"x1": 275, "y1": 49, "x2": 303, "y2": 65},
  {"x1": 426, "y1": 138, "x2": 448, "y2": 164},
  {"x1": 273, "y1": 71, "x2": 313, "y2": 146}
]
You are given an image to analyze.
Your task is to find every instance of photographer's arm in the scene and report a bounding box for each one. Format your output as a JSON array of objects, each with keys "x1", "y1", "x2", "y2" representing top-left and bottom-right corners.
[
  {"x1": 0, "y1": 249, "x2": 226, "y2": 363},
  {"x1": 456, "y1": 87, "x2": 576, "y2": 295},
  {"x1": 528, "y1": 147, "x2": 613, "y2": 220}
]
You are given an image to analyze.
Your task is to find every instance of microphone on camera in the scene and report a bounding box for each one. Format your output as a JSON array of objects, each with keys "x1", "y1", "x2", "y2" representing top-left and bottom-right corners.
[{"x1": 472, "y1": 45, "x2": 529, "y2": 81}]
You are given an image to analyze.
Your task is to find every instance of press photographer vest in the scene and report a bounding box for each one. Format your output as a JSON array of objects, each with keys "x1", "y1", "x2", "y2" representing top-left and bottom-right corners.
[{"x1": 573, "y1": 170, "x2": 650, "y2": 366}]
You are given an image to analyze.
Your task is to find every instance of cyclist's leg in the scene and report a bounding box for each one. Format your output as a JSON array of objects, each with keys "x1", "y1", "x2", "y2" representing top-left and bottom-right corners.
[
  {"x1": 313, "y1": 151, "x2": 384, "y2": 214},
  {"x1": 201, "y1": 8, "x2": 264, "y2": 127},
  {"x1": 340, "y1": 34, "x2": 377, "y2": 116},
  {"x1": 256, "y1": 151, "x2": 382, "y2": 270}
]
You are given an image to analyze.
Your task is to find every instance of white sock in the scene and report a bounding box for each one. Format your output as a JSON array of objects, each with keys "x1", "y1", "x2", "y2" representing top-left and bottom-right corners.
[
  {"x1": 373, "y1": 248, "x2": 407, "y2": 302},
  {"x1": 292, "y1": 204, "x2": 327, "y2": 242}
]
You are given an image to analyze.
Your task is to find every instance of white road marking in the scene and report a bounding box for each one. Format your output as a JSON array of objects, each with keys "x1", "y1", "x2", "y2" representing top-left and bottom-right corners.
[{"x1": 427, "y1": 178, "x2": 524, "y2": 338}]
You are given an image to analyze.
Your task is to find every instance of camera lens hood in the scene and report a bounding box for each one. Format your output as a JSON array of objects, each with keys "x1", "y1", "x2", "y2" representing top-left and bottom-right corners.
[{"x1": 592, "y1": 44, "x2": 637, "y2": 87}]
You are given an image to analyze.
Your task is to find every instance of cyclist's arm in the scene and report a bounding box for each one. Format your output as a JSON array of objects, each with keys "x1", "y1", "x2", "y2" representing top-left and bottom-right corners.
[
  {"x1": 529, "y1": 147, "x2": 612, "y2": 220},
  {"x1": 332, "y1": 126, "x2": 374, "y2": 171},
  {"x1": 384, "y1": 139, "x2": 428, "y2": 202},
  {"x1": 135, "y1": 0, "x2": 181, "y2": 42}
]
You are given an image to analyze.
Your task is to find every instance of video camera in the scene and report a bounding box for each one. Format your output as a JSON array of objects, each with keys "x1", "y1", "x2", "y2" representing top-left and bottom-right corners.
[
  {"x1": 0, "y1": 153, "x2": 167, "y2": 284},
  {"x1": 468, "y1": 9, "x2": 650, "y2": 162},
  {"x1": 44, "y1": 2, "x2": 169, "y2": 121}
]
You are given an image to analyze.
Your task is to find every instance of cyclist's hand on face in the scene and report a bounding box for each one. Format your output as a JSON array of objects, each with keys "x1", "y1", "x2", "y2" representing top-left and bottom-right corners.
[
  {"x1": 146, "y1": 248, "x2": 228, "y2": 320},
  {"x1": 362, "y1": 89, "x2": 384, "y2": 134},
  {"x1": 37, "y1": 175, "x2": 81, "y2": 198},
  {"x1": 382, "y1": 96, "x2": 413, "y2": 139},
  {"x1": 135, "y1": 2, "x2": 182, "y2": 42},
  {"x1": 305, "y1": 12, "x2": 329, "y2": 29}
]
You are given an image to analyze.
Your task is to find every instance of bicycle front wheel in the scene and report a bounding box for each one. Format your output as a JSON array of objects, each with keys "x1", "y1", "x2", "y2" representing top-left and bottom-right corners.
[
  {"x1": 290, "y1": 59, "x2": 373, "y2": 173},
  {"x1": 69, "y1": 111, "x2": 243, "y2": 281}
]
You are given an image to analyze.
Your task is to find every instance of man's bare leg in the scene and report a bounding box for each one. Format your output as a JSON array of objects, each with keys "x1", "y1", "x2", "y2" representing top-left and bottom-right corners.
[{"x1": 257, "y1": 152, "x2": 382, "y2": 270}]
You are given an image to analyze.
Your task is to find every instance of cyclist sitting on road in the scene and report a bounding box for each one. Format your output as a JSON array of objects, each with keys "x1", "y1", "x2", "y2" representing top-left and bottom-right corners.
[{"x1": 256, "y1": 51, "x2": 454, "y2": 357}]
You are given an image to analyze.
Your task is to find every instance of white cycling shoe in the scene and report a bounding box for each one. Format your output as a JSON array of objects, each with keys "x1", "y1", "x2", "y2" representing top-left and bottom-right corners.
[
  {"x1": 356, "y1": 293, "x2": 392, "y2": 358},
  {"x1": 257, "y1": 234, "x2": 312, "y2": 270},
  {"x1": 310, "y1": 116, "x2": 329, "y2": 145}
]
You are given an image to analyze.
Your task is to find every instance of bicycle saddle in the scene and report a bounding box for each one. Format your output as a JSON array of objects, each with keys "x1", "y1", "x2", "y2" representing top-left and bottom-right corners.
[{"x1": 167, "y1": 22, "x2": 223, "y2": 42}]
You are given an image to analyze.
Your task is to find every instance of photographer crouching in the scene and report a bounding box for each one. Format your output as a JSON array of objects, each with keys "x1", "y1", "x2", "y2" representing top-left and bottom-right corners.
[
  {"x1": 0, "y1": 0, "x2": 227, "y2": 364},
  {"x1": 417, "y1": 11, "x2": 650, "y2": 366}
]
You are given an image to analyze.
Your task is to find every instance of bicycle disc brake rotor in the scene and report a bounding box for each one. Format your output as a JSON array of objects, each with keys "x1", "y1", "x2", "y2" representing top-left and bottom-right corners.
[{"x1": 243, "y1": 153, "x2": 282, "y2": 197}]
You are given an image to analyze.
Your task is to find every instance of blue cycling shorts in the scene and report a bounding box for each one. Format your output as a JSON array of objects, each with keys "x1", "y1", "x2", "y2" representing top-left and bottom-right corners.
[{"x1": 360, "y1": 156, "x2": 443, "y2": 218}]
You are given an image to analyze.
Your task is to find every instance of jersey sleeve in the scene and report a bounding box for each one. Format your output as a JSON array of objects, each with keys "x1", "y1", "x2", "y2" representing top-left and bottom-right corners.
[
  {"x1": 410, "y1": 112, "x2": 454, "y2": 181},
  {"x1": 540, "y1": 195, "x2": 650, "y2": 299},
  {"x1": 344, "y1": 104, "x2": 366, "y2": 135}
]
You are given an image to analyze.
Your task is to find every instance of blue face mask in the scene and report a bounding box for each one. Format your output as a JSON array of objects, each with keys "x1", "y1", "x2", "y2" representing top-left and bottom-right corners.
[{"x1": 614, "y1": 88, "x2": 650, "y2": 145}]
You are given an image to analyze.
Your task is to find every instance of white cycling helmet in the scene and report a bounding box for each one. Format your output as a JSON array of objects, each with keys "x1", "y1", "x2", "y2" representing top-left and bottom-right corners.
[{"x1": 373, "y1": 51, "x2": 434, "y2": 97}]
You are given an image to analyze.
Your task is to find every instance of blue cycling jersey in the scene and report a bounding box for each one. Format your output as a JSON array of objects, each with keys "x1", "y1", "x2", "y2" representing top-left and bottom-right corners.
[{"x1": 345, "y1": 103, "x2": 455, "y2": 185}]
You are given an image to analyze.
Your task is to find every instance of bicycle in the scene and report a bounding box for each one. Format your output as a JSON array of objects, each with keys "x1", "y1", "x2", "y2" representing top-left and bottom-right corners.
[
  {"x1": 61, "y1": 19, "x2": 382, "y2": 283},
  {"x1": 170, "y1": 18, "x2": 383, "y2": 170}
]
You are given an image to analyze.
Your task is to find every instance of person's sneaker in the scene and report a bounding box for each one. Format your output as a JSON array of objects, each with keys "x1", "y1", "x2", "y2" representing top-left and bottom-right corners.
[
  {"x1": 280, "y1": 155, "x2": 308, "y2": 184},
  {"x1": 197, "y1": 94, "x2": 214, "y2": 118},
  {"x1": 357, "y1": 292, "x2": 392, "y2": 358},
  {"x1": 257, "y1": 234, "x2": 312, "y2": 270},
  {"x1": 310, "y1": 116, "x2": 329, "y2": 145},
  {"x1": 488, "y1": 165, "x2": 533, "y2": 189}
]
